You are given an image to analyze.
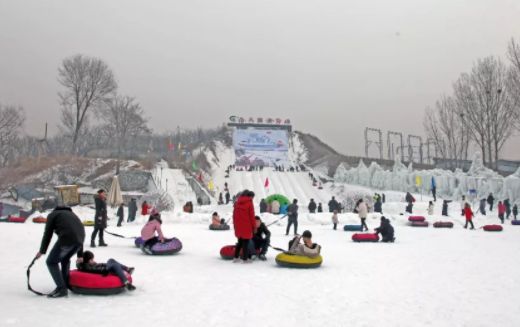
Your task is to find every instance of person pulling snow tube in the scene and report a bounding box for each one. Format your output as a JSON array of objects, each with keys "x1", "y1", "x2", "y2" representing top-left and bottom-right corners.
[
  {"x1": 352, "y1": 233, "x2": 380, "y2": 242},
  {"x1": 135, "y1": 237, "x2": 183, "y2": 255},
  {"x1": 408, "y1": 216, "x2": 426, "y2": 222},
  {"x1": 410, "y1": 221, "x2": 429, "y2": 227},
  {"x1": 275, "y1": 253, "x2": 322, "y2": 269},
  {"x1": 433, "y1": 221, "x2": 453, "y2": 228},
  {"x1": 209, "y1": 224, "x2": 230, "y2": 231},
  {"x1": 343, "y1": 224, "x2": 363, "y2": 232},
  {"x1": 32, "y1": 217, "x2": 47, "y2": 224},
  {"x1": 483, "y1": 224, "x2": 503, "y2": 232},
  {"x1": 68, "y1": 270, "x2": 132, "y2": 295},
  {"x1": 220, "y1": 245, "x2": 261, "y2": 260},
  {"x1": 511, "y1": 220, "x2": 520, "y2": 226}
]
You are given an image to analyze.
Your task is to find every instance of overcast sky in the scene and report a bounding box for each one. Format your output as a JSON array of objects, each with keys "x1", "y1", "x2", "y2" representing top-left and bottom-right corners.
[{"x1": 1, "y1": 0, "x2": 519, "y2": 159}]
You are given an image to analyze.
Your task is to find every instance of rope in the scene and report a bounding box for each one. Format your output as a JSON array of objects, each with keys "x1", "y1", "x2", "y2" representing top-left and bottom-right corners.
[{"x1": 26, "y1": 257, "x2": 49, "y2": 296}]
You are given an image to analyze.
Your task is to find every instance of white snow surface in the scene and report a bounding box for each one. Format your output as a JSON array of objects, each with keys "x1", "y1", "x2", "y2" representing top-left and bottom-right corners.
[
  {"x1": 3, "y1": 196, "x2": 520, "y2": 327},
  {"x1": 154, "y1": 161, "x2": 197, "y2": 207}
]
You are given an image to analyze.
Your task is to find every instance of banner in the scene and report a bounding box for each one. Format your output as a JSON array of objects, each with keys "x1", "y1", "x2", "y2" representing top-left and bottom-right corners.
[{"x1": 233, "y1": 128, "x2": 289, "y2": 167}]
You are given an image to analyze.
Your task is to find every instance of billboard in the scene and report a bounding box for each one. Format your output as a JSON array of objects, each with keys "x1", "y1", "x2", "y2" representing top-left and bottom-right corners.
[{"x1": 233, "y1": 128, "x2": 289, "y2": 167}]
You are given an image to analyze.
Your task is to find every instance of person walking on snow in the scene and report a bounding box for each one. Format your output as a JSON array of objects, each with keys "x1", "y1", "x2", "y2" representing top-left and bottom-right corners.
[
  {"x1": 127, "y1": 198, "x2": 137, "y2": 223},
  {"x1": 35, "y1": 206, "x2": 85, "y2": 298},
  {"x1": 116, "y1": 203, "x2": 124, "y2": 227},
  {"x1": 442, "y1": 200, "x2": 451, "y2": 216},
  {"x1": 431, "y1": 177, "x2": 437, "y2": 202},
  {"x1": 328, "y1": 197, "x2": 339, "y2": 213},
  {"x1": 498, "y1": 201, "x2": 506, "y2": 224},
  {"x1": 479, "y1": 198, "x2": 487, "y2": 216},
  {"x1": 504, "y1": 199, "x2": 511, "y2": 219},
  {"x1": 308, "y1": 199, "x2": 317, "y2": 213},
  {"x1": 427, "y1": 201, "x2": 434, "y2": 216},
  {"x1": 91, "y1": 190, "x2": 108, "y2": 248},
  {"x1": 332, "y1": 210, "x2": 339, "y2": 230},
  {"x1": 286, "y1": 199, "x2": 299, "y2": 236},
  {"x1": 232, "y1": 190, "x2": 256, "y2": 263},
  {"x1": 317, "y1": 203, "x2": 323, "y2": 213},
  {"x1": 464, "y1": 203, "x2": 475, "y2": 229},
  {"x1": 356, "y1": 199, "x2": 369, "y2": 232},
  {"x1": 487, "y1": 193, "x2": 495, "y2": 212},
  {"x1": 513, "y1": 204, "x2": 518, "y2": 220}
]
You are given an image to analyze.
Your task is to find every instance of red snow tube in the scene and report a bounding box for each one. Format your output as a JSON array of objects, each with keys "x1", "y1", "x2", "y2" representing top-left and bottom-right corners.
[
  {"x1": 69, "y1": 270, "x2": 132, "y2": 295},
  {"x1": 7, "y1": 216, "x2": 26, "y2": 223},
  {"x1": 220, "y1": 245, "x2": 261, "y2": 260},
  {"x1": 433, "y1": 221, "x2": 453, "y2": 228},
  {"x1": 352, "y1": 233, "x2": 380, "y2": 243},
  {"x1": 32, "y1": 217, "x2": 47, "y2": 224},
  {"x1": 410, "y1": 221, "x2": 429, "y2": 227},
  {"x1": 483, "y1": 224, "x2": 503, "y2": 232},
  {"x1": 408, "y1": 216, "x2": 426, "y2": 222}
]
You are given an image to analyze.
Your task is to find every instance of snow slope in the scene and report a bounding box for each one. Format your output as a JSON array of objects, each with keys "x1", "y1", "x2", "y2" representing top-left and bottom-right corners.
[
  {"x1": 154, "y1": 161, "x2": 197, "y2": 207},
  {"x1": 3, "y1": 197, "x2": 520, "y2": 327}
]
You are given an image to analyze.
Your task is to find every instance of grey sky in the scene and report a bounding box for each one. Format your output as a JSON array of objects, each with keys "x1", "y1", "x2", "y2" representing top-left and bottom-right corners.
[{"x1": 1, "y1": 0, "x2": 519, "y2": 159}]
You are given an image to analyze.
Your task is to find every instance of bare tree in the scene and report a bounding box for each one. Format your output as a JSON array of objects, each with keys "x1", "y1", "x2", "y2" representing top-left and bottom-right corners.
[
  {"x1": 0, "y1": 104, "x2": 25, "y2": 167},
  {"x1": 99, "y1": 95, "x2": 150, "y2": 173},
  {"x1": 423, "y1": 95, "x2": 470, "y2": 168},
  {"x1": 58, "y1": 54, "x2": 117, "y2": 153}
]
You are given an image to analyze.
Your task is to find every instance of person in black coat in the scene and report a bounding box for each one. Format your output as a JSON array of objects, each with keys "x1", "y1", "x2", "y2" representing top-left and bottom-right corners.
[
  {"x1": 252, "y1": 216, "x2": 271, "y2": 260},
  {"x1": 78, "y1": 251, "x2": 135, "y2": 291},
  {"x1": 308, "y1": 199, "x2": 317, "y2": 214},
  {"x1": 505, "y1": 199, "x2": 511, "y2": 219},
  {"x1": 127, "y1": 198, "x2": 137, "y2": 223},
  {"x1": 225, "y1": 192, "x2": 231, "y2": 204},
  {"x1": 487, "y1": 193, "x2": 495, "y2": 211},
  {"x1": 479, "y1": 198, "x2": 486, "y2": 216},
  {"x1": 375, "y1": 216, "x2": 395, "y2": 242},
  {"x1": 513, "y1": 204, "x2": 518, "y2": 220},
  {"x1": 374, "y1": 197, "x2": 383, "y2": 214},
  {"x1": 91, "y1": 189, "x2": 108, "y2": 248},
  {"x1": 35, "y1": 206, "x2": 85, "y2": 298},
  {"x1": 259, "y1": 199, "x2": 268, "y2": 213},
  {"x1": 116, "y1": 204, "x2": 124, "y2": 227},
  {"x1": 442, "y1": 200, "x2": 451, "y2": 216},
  {"x1": 286, "y1": 199, "x2": 299, "y2": 235},
  {"x1": 328, "y1": 197, "x2": 339, "y2": 213}
]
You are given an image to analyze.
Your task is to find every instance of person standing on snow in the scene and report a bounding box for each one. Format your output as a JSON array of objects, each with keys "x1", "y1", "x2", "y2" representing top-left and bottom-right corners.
[
  {"x1": 460, "y1": 196, "x2": 467, "y2": 216},
  {"x1": 442, "y1": 199, "x2": 451, "y2": 216},
  {"x1": 427, "y1": 201, "x2": 434, "y2": 216},
  {"x1": 35, "y1": 206, "x2": 85, "y2": 298},
  {"x1": 332, "y1": 210, "x2": 339, "y2": 230},
  {"x1": 431, "y1": 177, "x2": 437, "y2": 202},
  {"x1": 128, "y1": 198, "x2": 137, "y2": 223},
  {"x1": 91, "y1": 190, "x2": 108, "y2": 248},
  {"x1": 464, "y1": 203, "x2": 475, "y2": 229},
  {"x1": 308, "y1": 199, "x2": 317, "y2": 214},
  {"x1": 504, "y1": 199, "x2": 511, "y2": 219},
  {"x1": 498, "y1": 201, "x2": 506, "y2": 224},
  {"x1": 116, "y1": 203, "x2": 124, "y2": 227},
  {"x1": 356, "y1": 199, "x2": 369, "y2": 232},
  {"x1": 328, "y1": 197, "x2": 339, "y2": 213},
  {"x1": 513, "y1": 204, "x2": 518, "y2": 220},
  {"x1": 286, "y1": 199, "x2": 299, "y2": 236},
  {"x1": 259, "y1": 198, "x2": 268, "y2": 214},
  {"x1": 479, "y1": 198, "x2": 487, "y2": 216},
  {"x1": 487, "y1": 193, "x2": 495, "y2": 212},
  {"x1": 232, "y1": 190, "x2": 256, "y2": 263},
  {"x1": 317, "y1": 203, "x2": 323, "y2": 213}
]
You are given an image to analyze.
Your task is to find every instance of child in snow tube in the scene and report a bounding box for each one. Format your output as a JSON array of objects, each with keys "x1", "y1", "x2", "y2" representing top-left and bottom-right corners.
[
  {"x1": 276, "y1": 230, "x2": 322, "y2": 268},
  {"x1": 75, "y1": 251, "x2": 135, "y2": 293},
  {"x1": 209, "y1": 212, "x2": 230, "y2": 230}
]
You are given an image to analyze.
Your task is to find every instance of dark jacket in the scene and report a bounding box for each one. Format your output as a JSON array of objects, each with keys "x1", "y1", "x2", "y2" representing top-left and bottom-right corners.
[
  {"x1": 253, "y1": 222, "x2": 271, "y2": 241},
  {"x1": 77, "y1": 262, "x2": 109, "y2": 275},
  {"x1": 374, "y1": 200, "x2": 382, "y2": 213},
  {"x1": 487, "y1": 194, "x2": 495, "y2": 205},
  {"x1": 117, "y1": 206, "x2": 124, "y2": 219},
  {"x1": 94, "y1": 195, "x2": 108, "y2": 228},
  {"x1": 317, "y1": 204, "x2": 323, "y2": 213},
  {"x1": 287, "y1": 203, "x2": 299, "y2": 218},
  {"x1": 328, "y1": 199, "x2": 338, "y2": 213},
  {"x1": 442, "y1": 200, "x2": 451, "y2": 216},
  {"x1": 308, "y1": 201, "x2": 317, "y2": 213},
  {"x1": 128, "y1": 200, "x2": 138, "y2": 219},
  {"x1": 405, "y1": 192, "x2": 415, "y2": 203},
  {"x1": 513, "y1": 205, "x2": 518, "y2": 216},
  {"x1": 39, "y1": 207, "x2": 85, "y2": 255},
  {"x1": 259, "y1": 200, "x2": 268, "y2": 213},
  {"x1": 375, "y1": 219, "x2": 394, "y2": 240},
  {"x1": 233, "y1": 196, "x2": 256, "y2": 239}
]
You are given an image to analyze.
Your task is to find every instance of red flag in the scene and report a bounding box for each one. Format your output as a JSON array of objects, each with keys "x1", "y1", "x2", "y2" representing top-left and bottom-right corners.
[
  {"x1": 264, "y1": 177, "x2": 269, "y2": 188},
  {"x1": 198, "y1": 172, "x2": 203, "y2": 182}
]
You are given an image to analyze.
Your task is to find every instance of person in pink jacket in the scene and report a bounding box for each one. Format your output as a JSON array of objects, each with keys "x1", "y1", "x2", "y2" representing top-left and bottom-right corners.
[{"x1": 141, "y1": 213, "x2": 165, "y2": 248}]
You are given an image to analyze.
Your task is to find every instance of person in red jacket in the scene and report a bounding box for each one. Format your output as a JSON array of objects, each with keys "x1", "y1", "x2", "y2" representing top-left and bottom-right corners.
[
  {"x1": 141, "y1": 201, "x2": 150, "y2": 216},
  {"x1": 464, "y1": 203, "x2": 475, "y2": 229},
  {"x1": 498, "y1": 201, "x2": 506, "y2": 224},
  {"x1": 232, "y1": 190, "x2": 256, "y2": 263}
]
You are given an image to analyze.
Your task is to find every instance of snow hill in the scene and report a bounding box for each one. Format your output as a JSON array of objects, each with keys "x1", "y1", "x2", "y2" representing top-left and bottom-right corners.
[{"x1": 154, "y1": 161, "x2": 197, "y2": 207}]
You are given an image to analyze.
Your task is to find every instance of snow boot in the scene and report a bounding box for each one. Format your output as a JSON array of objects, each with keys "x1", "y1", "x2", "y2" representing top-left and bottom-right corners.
[
  {"x1": 125, "y1": 282, "x2": 136, "y2": 291},
  {"x1": 47, "y1": 288, "x2": 68, "y2": 298}
]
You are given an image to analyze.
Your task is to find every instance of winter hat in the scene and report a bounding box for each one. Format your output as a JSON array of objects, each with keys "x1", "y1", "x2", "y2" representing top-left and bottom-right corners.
[
  {"x1": 302, "y1": 230, "x2": 312, "y2": 238},
  {"x1": 83, "y1": 251, "x2": 94, "y2": 263}
]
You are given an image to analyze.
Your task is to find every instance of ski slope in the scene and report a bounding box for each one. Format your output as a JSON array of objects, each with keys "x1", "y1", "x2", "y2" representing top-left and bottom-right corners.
[{"x1": 155, "y1": 162, "x2": 197, "y2": 207}]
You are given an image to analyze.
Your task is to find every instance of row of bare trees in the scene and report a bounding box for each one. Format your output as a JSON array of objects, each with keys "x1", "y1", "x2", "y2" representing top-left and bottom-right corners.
[{"x1": 424, "y1": 38, "x2": 520, "y2": 169}]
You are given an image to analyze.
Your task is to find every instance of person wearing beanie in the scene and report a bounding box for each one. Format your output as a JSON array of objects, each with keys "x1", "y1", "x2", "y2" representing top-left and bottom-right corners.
[
  {"x1": 77, "y1": 251, "x2": 136, "y2": 291},
  {"x1": 288, "y1": 230, "x2": 321, "y2": 258}
]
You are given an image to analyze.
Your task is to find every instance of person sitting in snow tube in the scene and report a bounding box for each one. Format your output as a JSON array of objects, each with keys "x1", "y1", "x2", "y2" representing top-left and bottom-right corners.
[
  {"x1": 375, "y1": 216, "x2": 395, "y2": 243},
  {"x1": 209, "y1": 212, "x2": 230, "y2": 230},
  {"x1": 276, "y1": 230, "x2": 322, "y2": 268},
  {"x1": 141, "y1": 213, "x2": 165, "y2": 249},
  {"x1": 76, "y1": 251, "x2": 136, "y2": 292}
]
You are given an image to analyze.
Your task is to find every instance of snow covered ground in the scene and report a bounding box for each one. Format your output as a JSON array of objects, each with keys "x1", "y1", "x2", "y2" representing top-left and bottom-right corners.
[{"x1": 2, "y1": 196, "x2": 520, "y2": 327}]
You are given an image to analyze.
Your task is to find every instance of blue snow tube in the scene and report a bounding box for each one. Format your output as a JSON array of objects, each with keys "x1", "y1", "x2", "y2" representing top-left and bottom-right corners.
[
  {"x1": 511, "y1": 220, "x2": 520, "y2": 226},
  {"x1": 343, "y1": 225, "x2": 363, "y2": 232}
]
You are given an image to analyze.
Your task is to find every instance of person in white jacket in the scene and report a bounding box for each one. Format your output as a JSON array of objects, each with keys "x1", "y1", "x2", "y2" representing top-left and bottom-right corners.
[
  {"x1": 428, "y1": 201, "x2": 434, "y2": 216},
  {"x1": 271, "y1": 200, "x2": 280, "y2": 215},
  {"x1": 356, "y1": 199, "x2": 369, "y2": 231}
]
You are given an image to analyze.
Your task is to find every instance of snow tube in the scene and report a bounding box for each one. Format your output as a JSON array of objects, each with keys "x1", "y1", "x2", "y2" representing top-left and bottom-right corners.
[
  {"x1": 209, "y1": 224, "x2": 230, "y2": 231},
  {"x1": 352, "y1": 233, "x2": 380, "y2": 242},
  {"x1": 343, "y1": 224, "x2": 363, "y2": 232},
  {"x1": 7, "y1": 216, "x2": 26, "y2": 223},
  {"x1": 69, "y1": 270, "x2": 131, "y2": 295},
  {"x1": 275, "y1": 253, "x2": 322, "y2": 269},
  {"x1": 483, "y1": 224, "x2": 503, "y2": 232},
  {"x1": 511, "y1": 220, "x2": 520, "y2": 226},
  {"x1": 410, "y1": 221, "x2": 429, "y2": 227},
  {"x1": 433, "y1": 221, "x2": 453, "y2": 228},
  {"x1": 83, "y1": 220, "x2": 95, "y2": 227},
  {"x1": 220, "y1": 245, "x2": 261, "y2": 260},
  {"x1": 135, "y1": 237, "x2": 183, "y2": 255},
  {"x1": 265, "y1": 194, "x2": 290, "y2": 207},
  {"x1": 408, "y1": 216, "x2": 426, "y2": 222},
  {"x1": 32, "y1": 217, "x2": 47, "y2": 224}
]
